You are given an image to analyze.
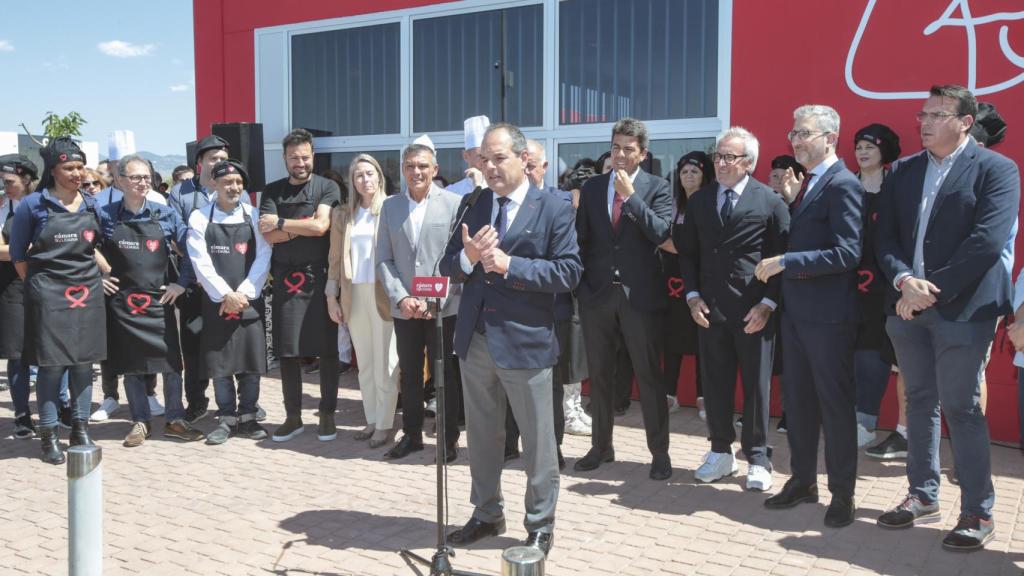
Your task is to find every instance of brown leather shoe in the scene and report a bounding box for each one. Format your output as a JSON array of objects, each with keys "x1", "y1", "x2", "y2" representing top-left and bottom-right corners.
[
  {"x1": 165, "y1": 418, "x2": 205, "y2": 442},
  {"x1": 123, "y1": 421, "x2": 151, "y2": 447}
]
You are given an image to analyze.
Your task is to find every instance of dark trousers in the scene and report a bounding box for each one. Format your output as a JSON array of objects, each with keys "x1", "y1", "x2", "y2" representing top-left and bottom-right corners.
[
  {"x1": 580, "y1": 286, "x2": 669, "y2": 456},
  {"x1": 393, "y1": 315, "x2": 461, "y2": 443},
  {"x1": 100, "y1": 361, "x2": 156, "y2": 401},
  {"x1": 664, "y1": 353, "x2": 701, "y2": 397},
  {"x1": 279, "y1": 354, "x2": 339, "y2": 417},
  {"x1": 506, "y1": 319, "x2": 569, "y2": 452},
  {"x1": 614, "y1": 345, "x2": 634, "y2": 408},
  {"x1": 179, "y1": 289, "x2": 209, "y2": 409},
  {"x1": 38, "y1": 364, "x2": 92, "y2": 427},
  {"x1": 699, "y1": 321, "x2": 774, "y2": 467},
  {"x1": 854, "y1": 349, "x2": 892, "y2": 430},
  {"x1": 781, "y1": 313, "x2": 858, "y2": 496}
]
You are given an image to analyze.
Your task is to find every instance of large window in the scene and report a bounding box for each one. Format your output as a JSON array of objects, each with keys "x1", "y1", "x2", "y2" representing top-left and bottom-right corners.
[
  {"x1": 291, "y1": 23, "x2": 401, "y2": 137},
  {"x1": 314, "y1": 150, "x2": 402, "y2": 198},
  {"x1": 559, "y1": 0, "x2": 718, "y2": 124},
  {"x1": 413, "y1": 5, "x2": 544, "y2": 132}
]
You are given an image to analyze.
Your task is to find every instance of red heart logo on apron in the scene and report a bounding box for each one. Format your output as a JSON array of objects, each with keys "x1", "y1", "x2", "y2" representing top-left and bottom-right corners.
[
  {"x1": 283, "y1": 271, "x2": 306, "y2": 295},
  {"x1": 857, "y1": 270, "x2": 875, "y2": 293},
  {"x1": 127, "y1": 293, "x2": 152, "y2": 315},
  {"x1": 234, "y1": 242, "x2": 248, "y2": 254},
  {"x1": 82, "y1": 230, "x2": 95, "y2": 243},
  {"x1": 145, "y1": 239, "x2": 160, "y2": 252},
  {"x1": 667, "y1": 277, "x2": 685, "y2": 299},
  {"x1": 65, "y1": 285, "x2": 90, "y2": 308}
]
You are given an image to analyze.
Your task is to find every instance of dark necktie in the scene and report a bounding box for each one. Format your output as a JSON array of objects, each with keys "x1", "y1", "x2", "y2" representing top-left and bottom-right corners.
[
  {"x1": 791, "y1": 175, "x2": 812, "y2": 212},
  {"x1": 494, "y1": 196, "x2": 511, "y2": 241},
  {"x1": 720, "y1": 189, "x2": 735, "y2": 223},
  {"x1": 611, "y1": 192, "x2": 625, "y2": 234}
]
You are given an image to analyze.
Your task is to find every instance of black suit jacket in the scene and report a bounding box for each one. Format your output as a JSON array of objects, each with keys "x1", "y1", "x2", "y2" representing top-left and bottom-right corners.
[
  {"x1": 678, "y1": 177, "x2": 790, "y2": 323},
  {"x1": 876, "y1": 139, "x2": 1020, "y2": 322},
  {"x1": 782, "y1": 159, "x2": 864, "y2": 324},
  {"x1": 576, "y1": 170, "x2": 673, "y2": 311}
]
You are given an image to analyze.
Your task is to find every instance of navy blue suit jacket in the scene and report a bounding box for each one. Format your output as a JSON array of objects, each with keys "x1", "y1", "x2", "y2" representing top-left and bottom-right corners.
[
  {"x1": 440, "y1": 185, "x2": 582, "y2": 370},
  {"x1": 539, "y1": 185, "x2": 576, "y2": 321},
  {"x1": 876, "y1": 139, "x2": 1020, "y2": 322},
  {"x1": 576, "y1": 170, "x2": 673, "y2": 311},
  {"x1": 782, "y1": 159, "x2": 864, "y2": 324}
]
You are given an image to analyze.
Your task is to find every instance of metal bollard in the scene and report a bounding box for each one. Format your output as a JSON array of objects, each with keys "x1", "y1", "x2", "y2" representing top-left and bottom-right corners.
[
  {"x1": 67, "y1": 445, "x2": 103, "y2": 576},
  {"x1": 501, "y1": 546, "x2": 544, "y2": 576}
]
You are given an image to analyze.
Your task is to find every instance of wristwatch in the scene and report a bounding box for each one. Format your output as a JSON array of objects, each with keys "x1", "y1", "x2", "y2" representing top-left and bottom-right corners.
[{"x1": 276, "y1": 217, "x2": 285, "y2": 231}]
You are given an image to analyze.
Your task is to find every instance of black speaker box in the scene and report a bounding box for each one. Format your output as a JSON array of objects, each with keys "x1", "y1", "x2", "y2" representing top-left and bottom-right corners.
[{"x1": 211, "y1": 123, "x2": 266, "y2": 192}]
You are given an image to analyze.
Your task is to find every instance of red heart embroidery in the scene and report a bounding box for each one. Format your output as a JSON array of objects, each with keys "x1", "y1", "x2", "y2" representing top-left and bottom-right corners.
[
  {"x1": 65, "y1": 285, "x2": 89, "y2": 308},
  {"x1": 145, "y1": 240, "x2": 160, "y2": 252},
  {"x1": 82, "y1": 230, "x2": 95, "y2": 243},
  {"x1": 234, "y1": 242, "x2": 248, "y2": 254},
  {"x1": 126, "y1": 293, "x2": 152, "y2": 315},
  {"x1": 667, "y1": 277, "x2": 685, "y2": 298},
  {"x1": 857, "y1": 270, "x2": 875, "y2": 293}
]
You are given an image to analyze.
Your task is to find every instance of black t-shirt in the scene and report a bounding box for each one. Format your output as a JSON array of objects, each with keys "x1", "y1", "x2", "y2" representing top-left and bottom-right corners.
[{"x1": 259, "y1": 174, "x2": 340, "y2": 266}]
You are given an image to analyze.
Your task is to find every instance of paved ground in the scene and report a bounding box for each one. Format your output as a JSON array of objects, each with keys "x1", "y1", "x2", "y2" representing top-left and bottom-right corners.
[{"x1": 2, "y1": 367, "x2": 1024, "y2": 576}]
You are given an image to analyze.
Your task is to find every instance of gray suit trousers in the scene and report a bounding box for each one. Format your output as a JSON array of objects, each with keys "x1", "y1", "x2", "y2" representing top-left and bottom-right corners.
[{"x1": 460, "y1": 333, "x2": 559, "y2": 533}]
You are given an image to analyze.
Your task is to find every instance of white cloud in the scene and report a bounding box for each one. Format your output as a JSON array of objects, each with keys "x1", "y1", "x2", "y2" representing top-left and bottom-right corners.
[
  {"x1": 98, "y1": 40, "x2": 155, "y2": 58},
  {"x1": 169, "y1": 84, "x2": 190, "y2": 92},
  {"x1": 0, "y1": 40, "x2": 13, "y2": 52}
]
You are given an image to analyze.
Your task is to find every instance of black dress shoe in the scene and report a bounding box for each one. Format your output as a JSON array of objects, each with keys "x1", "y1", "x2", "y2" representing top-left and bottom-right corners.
[
  {"x1": 824, "y1": 494, "x2": 856, "y2": 528},
  {"x1": 504, "y1": 447, "x2": 520, "y2": 463},
  {"x1": 614, "y1": 402, "x2": 629, "y2": 417},
  {"x1": 436, "y1": 442, "x2": 457, "y2": 464},
  {"x1": 447, "y1": 517, "x2": 506, "y2": 546},
  {"x1": 384, "y1": 434, "x2": 424, "y2": 460},
  {"x1": 69, "y1": 419, "x2": 95, "y2": 447},
  {"x1": 524, "y1": 531, "x2": 554, "y2": 556},
  {"x1": 649, "y1": 452, "x2": 672, "y2": 480},
  {"x1": 764, "y1": 478, "x2": 819, "y2": 509},
  {"x1": 574, "y1": 446, "x2": 614, "y2": 472}
]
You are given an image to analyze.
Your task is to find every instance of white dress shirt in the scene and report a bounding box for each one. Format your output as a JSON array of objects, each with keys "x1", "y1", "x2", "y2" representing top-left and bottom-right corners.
[
  {"x1": 350, "y1": 206, "x2": 377, "y2": 284},
  {"x1": 406, "y1": 189, "x2": 429, "y2": 250},
  {"x1": 186, "y1": 201, "x2": 271, "y2": 302},
  {"x1": 607, "y1": 166, "x2": 641, "y2": 218},
  {"x1": 460, "y1": 178, "x2": 530, "y2": 274},
  {"x1": 446, "y1": 177, "x2": 476, "y2": 197}
]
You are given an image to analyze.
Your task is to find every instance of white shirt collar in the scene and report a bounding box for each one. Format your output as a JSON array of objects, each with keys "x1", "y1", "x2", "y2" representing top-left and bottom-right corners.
[
  {"x1": 719, "y1": 174, "x2": 750, "y2": 196},
  {"x1": 498, "y1": 178, "x2": 530, "y2": 206},
  {"x1": 927, "y1": 137, "x2": 970, "y2": 167}
]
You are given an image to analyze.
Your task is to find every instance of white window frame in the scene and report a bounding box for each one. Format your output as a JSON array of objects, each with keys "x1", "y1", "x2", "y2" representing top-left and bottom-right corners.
[{"x1": 254, "y1": 0, "x2": 732, "y2": 185}]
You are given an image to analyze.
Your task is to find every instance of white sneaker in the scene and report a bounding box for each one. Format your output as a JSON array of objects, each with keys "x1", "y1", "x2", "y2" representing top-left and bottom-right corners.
[
  {"x1": 90, "y1": 397, "x2": 120, "y2": 422},
  {"x1": 696, "y1": 396, "x2": 706, "y2": 421},
  {"x1": 694, "y1": 450, "x2": 739, "y2": 483},
  {"x1": 148, "y1": 395, "x2": 165, "y2": 417},
  {"x1": 666, "y1": 395, "x2": 680, "y2": 414},
  {"x1": 565, "y1": 414, "x2": 591, "y2": 436},
  {"x1": 746, "y1": 464, "x2": 773, "y2": 491},
  {"x1": 572, "y1": 388, "x2": 592, "y2": 426},
  {"x1": 857, "y1": 423, "x2": 876, "y2": 448}
]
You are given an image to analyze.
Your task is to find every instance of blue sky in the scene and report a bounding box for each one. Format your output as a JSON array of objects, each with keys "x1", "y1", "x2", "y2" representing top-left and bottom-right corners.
[{"x1": 1, "y1": 1, "x2": 195, "y2": 157}]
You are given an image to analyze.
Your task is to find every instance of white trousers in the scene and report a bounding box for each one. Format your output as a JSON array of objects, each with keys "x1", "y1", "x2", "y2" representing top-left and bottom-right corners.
[{"x1": 347, "y1": 283, "x2": 399, "y2": 430}]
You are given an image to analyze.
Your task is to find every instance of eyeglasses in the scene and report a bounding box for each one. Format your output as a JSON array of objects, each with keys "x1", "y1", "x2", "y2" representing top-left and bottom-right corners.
[
  {"x1": 126, "y1": 175, "x2": 152, "y2": 184},
  {"x1": 81, "y1": 180, "x2": 101, "y2": 188},
  {"x1": 915, "y1": 111, "x2": 962, "y2": 124},
  {"x1": 711, "y1": 153, "x2": 748, "y2": 165},
  {"x1": 787, "y1": 130, "x2": 830, "y2": 142}
]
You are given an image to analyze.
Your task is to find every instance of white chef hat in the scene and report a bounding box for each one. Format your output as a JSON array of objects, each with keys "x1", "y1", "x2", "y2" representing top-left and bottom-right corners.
[
  {"x1": 412, "y1": 133, "x2": 435, "y2": 152},
  {"x1": 108, "y1": 130, "x2": 136, "y2": 161},
  {"x1": 463, "y1": 115, "x2": 490, "y2": 150}
]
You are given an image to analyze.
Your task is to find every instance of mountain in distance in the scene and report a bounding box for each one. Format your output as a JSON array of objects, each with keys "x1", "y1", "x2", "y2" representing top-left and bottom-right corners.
[{"x1": 136, "y1": 151, "x2": 188, "y2": 177}]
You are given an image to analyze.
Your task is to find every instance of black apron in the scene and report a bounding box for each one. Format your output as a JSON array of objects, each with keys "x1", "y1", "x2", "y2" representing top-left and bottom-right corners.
[
  {"x1": 198, "y1": 203, "x2": 267, "y2": 379},
  {"x1": 268, "y1": 180, "x2": 337, "y2": 358},
  {"x1": 0, "y1": 207, "x2": 25, "y2": 359},
  {"x1": 24, "y1": 193, "x2": 107, "y2": 366},
  {"x1": 176, "y1": 181, "x2": 210, "y2": 353},
  {"x1": 105, "y1": 206, "x2": 183, "y2": 375}
]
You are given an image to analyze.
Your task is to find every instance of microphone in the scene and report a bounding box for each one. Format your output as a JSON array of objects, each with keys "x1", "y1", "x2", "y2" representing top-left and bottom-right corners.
[
  {"x1": 432, "y1": 186, "x2": 484, "y2": 276},
  {"x1": 416, "y1": 186, "x2": 486, "y2": 303}
]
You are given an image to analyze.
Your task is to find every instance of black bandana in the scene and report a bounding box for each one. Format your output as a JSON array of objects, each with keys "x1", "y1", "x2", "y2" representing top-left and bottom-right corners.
[
  {"x1": 0, "y1": 154, "x2": 39, "y2": 180},
  {"x1": 211, "y1": 159, "x2": 248, "y2": 188}
]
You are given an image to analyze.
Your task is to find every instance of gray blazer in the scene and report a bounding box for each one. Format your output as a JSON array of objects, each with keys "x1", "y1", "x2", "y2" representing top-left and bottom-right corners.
[{"x1": 376, "y1": 184, "x2": 463, "y2": 318}]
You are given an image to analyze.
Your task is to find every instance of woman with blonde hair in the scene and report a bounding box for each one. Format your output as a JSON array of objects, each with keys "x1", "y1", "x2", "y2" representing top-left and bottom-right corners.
[{"x1": 325, "y1": 154, "x2": 399, "y2": 448}]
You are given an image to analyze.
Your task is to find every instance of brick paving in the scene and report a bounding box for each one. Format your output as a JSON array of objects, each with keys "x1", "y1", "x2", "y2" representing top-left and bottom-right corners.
[{"x1": 2, "y1": 367, "x2": 1024, "y2": 575}]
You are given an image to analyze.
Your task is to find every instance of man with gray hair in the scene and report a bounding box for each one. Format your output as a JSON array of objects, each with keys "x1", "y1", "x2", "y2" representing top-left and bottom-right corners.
[
  {"x1": 678, "y1": 127, "x2": 789, "y2": 491},
  {"x1": 756, "y1": 104, "x2": 864, "y2": 528}
]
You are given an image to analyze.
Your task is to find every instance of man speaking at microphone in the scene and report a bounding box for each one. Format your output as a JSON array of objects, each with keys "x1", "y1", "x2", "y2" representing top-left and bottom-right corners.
[{"x1": 440, "y1": 123, "x2": 582, "y2": 556}]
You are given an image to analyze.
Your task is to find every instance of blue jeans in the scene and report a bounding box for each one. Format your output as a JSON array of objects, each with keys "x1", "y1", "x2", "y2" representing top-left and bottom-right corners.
[
  {"x1": 854, "y1": 349, "x2": 892, "y2": 430},
  {"x1": 886, "y1": 310, "x2": 996, "y2": 518},
  {"x1": 125, "y1": 372, "x2": 186, "y2": 422},
  {"x1": 29, "y1": 365, "x2": 68, "y2": 402},
  {"x1": 7, "y1": 358, "x2": 31, "y2": 416},
  {"x1": 37, "y1": 364, "x2": 92, "y2": 427},
  {"x1": 213, "y1": 373, "x2": 260, "y2": 417}
]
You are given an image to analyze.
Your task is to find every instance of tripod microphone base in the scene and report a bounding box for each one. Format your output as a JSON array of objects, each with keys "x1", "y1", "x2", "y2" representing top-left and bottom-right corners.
[{"x1": 399, "y1": 547, "x2": 487, "y2": 576}]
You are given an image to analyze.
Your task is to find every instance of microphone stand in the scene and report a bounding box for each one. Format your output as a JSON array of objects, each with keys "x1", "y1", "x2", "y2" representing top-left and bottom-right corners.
[{"x1": 400, "y1": 187, "x2": 486, "y2": 576}]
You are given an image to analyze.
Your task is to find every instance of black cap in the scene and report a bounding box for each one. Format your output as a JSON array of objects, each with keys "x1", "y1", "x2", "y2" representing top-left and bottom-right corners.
[
  {"x1": 970, "y1": 102, "x2": 1007, "y2": 148},
  {"x1": 770, "y1": 155, "x2": 807, "y2": 179},
  {"x1": 210, "y1": 159, "x2": 248, "y2": 188},
  {"x1": 0, "y1": 154, "x2": 39, "y2": 180},
  {"x1": 37, "y1": 137, "x2": 87, "y2": 191},
  {"x1": 677, "y1": 151, "x2": 714, "y2": 180},
  {"x1": 854, "y1": 123, "x2": 902, "y2": 165},
  {"x1": 194, "y1": 134, "x2": 230, "y2": 164}
]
